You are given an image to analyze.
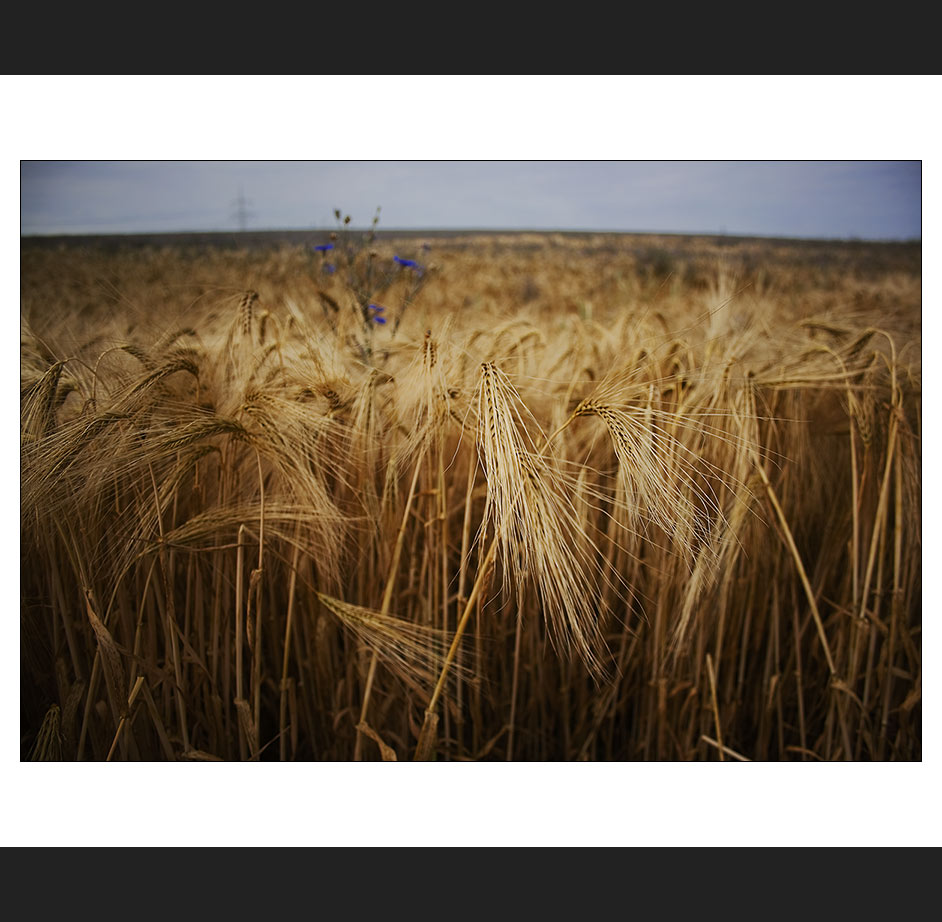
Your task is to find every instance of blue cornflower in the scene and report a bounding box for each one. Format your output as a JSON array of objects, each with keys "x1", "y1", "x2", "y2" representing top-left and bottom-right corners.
[
  {"x1": 369, "y1": 304, "x2": 387, "y2": 324},
  {"x1": 313, "y1": 243, "x2": 335, "y2": 252},
  {"x1": 322, "y1": 263, "x2": 336, "y2": 275},
  {"x1": 394, "y1": 255, "x2": 419, "y2": 269}
]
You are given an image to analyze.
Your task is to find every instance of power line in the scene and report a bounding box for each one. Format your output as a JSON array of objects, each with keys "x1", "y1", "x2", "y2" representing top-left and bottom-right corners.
[{"x1": 232, "y1": 188, "x2": 255, "y2": 231}]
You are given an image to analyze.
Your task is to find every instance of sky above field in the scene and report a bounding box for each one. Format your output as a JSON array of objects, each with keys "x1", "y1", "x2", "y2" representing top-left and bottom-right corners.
[{"x1": 20, "y1": 160, "x2": 921, "y2": 241}]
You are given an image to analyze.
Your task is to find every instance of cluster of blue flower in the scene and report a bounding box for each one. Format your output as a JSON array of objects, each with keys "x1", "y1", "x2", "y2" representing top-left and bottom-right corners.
[
  {"x1": 313, "y1": 243, "x2": 336, "y2": 275},
  {"x1": 312, "y1": 243, "x2": 429, "y2": 323},
  {"x1": 394, "y1": 254, "x2": 425, "y2": 278},
  {"x1": 368, "y1": 304, "x2": 387, "y2": 325}
]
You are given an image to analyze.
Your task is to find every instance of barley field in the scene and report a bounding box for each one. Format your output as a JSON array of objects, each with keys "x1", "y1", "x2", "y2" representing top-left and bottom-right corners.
[{"x1": 20, "y1": 228, "x2": 921, "y2": 761}]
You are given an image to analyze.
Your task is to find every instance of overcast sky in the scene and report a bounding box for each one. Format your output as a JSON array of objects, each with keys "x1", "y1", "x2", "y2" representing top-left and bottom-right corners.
[{"x1": 20, "y1": 159, "x2": 920, "y2": 240}]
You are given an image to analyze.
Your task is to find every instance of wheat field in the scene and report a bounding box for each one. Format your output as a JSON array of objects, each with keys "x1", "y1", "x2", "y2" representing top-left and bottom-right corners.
[{"x1": 20, "y1": 229, "x2": 921, "y2": 761}]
